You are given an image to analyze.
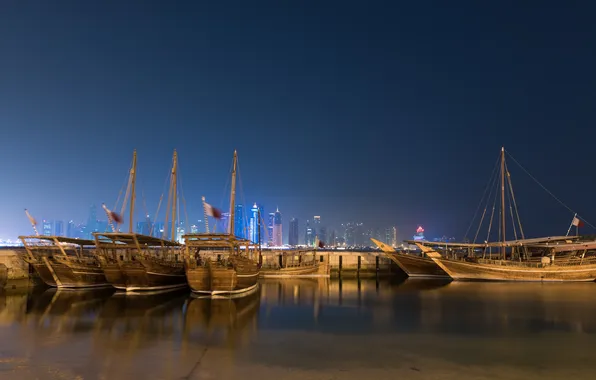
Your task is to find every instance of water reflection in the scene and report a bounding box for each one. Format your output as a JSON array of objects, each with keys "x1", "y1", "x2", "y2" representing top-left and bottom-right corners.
[{"x1": 0, "y1": 278, "x2": 595, "y2": 378}]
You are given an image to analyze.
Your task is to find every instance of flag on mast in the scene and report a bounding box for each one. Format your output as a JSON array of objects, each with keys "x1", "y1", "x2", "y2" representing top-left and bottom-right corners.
[
  {"x1": 572, "y1": 216, "x2": 584, "y2": 227},
  {"x1": 24, "y1": 209, "x2": 37, "y2": 226},
  {"x1": 204, "y1": 202, "x2": 222, "y2": 219},
  {"x1": 102, "y1": 204, "x2": 123, "y2": 224}
]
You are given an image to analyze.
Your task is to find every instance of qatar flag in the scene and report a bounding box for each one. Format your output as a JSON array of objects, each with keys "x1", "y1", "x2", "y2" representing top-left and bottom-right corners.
[
  {"x1": 572, "y1": 216, "x2": 584, "y2": 228},
  {"x1": 102, "y1": 204, "x2": 123, "y2": 224},
  {"x1": 204, "y1": 202, "x2": 222, "y2": 219}
]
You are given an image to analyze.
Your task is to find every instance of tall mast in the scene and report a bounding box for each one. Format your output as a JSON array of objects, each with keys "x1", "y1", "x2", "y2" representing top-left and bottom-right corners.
[
  {"x1": 500, "y1": 146, "x2": 506, "y2": 259},
  {"x1": 129, "y1": 149, "x2": 137, "y2": 233},
  {"x1": 170, "y1": 150, "x2": 178, "y2": 241},
  {"x1": 228, "y1": 150, "x2": 238, "y2": 235}
]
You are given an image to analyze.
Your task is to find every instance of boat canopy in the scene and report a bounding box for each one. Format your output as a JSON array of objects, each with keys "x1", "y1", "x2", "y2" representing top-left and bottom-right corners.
[
  {"x1": 19, "y1": 235, "x2": 96, "y2": 247},
  {"x1": 93, "y1": 232, "x2": 181, "y2": 247},
  {"x1": 404, "y1": 236, "x2": 577, "y2": 248}
]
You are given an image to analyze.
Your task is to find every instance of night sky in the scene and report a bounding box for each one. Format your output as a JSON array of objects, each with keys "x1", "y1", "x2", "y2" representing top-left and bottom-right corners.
[{"x1": 1, "y1": 1, "x2": 596, "y2": 242}]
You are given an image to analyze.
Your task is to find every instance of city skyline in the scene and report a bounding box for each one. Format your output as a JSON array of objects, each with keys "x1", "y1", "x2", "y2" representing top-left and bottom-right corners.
[{"x1": 17, "y1": 203, "x2": 414, "y2": 248}]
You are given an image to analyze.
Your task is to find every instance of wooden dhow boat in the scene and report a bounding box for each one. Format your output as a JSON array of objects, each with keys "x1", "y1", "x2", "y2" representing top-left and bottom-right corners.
[
  {"x1": 370, "y1": 238, "x2": 449, "y2": 279},
  {"x1": 94, "y1": 150, "x2": 187, "y2": 292},
  {"x1": 19, "y1": 235, "x2": 109, "y2": 288},
  {"x1": 0, "y1": 263, "x2": 7, "y2": 289},
  {"x1": 183, "y1": 151, "x2": 260, "y2": 296},
  {"x1": 414, "y1": 147, "x2": 596, "y2": 282},
  {"x1": 259, "y1": 250, "x2": 330, "y2": 278}
]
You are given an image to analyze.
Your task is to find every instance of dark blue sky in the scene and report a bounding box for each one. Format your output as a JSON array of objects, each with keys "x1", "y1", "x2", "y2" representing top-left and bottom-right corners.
[{"x1": 1, "y1": 1, "x2": 596, "y2": 241}]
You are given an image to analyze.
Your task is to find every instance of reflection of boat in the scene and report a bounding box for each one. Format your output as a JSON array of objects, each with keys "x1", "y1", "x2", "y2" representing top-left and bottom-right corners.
[
  {"x1": 94, "y1": 150, "x2": 187, "y2": 292},
  {"x1": 0, "y1": 263, "x2": 7, "y2": 288},
  {"x1": 370, "y1": 238, "x2": 449, "y2": 279},
  {"x1": 259, "y1": 251, "x2": 330, "y2": 278},
  {"x1": 20, "y1": 236, "x2": 109, "y2": 288},
  {"x1": 184, "y1": 151, "x2": 259, "y2": 296},
  {"x1": 23, "y1": 287, "x2": 115, "y2": 336},
  {"x1": 183, "y1": 284, "x2": 260, "y2": 347}
]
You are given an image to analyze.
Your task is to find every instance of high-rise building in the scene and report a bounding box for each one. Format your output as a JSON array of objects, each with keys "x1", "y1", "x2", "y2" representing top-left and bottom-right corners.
[
  {"x1": 191, "y1": 224, "x2": 199, "y2": 234},
  {"x1": 305, "y1": 220, "x2": 314, "y2": 247},
  {"x1": 153, "y1": 222, "x2": 165, "y2": 238},
  {"x1": 329, "y1": 230, "x2": 336, "y2": 247},
  {"x1": 289, "y1": 218, "x2": 299, "y2": 246},
  {"x1": 66, "y1": 220, "x2": 75, "y2": 238},
  {"x1": 42, "y1": 220, "x2": 53, "y2": 236},
  {"x1": 136, "y1": 220, "x2": 152, "y2": 235},
  {"x1": 413, "y1": 226, "x2": 425, "y2": 240},
  {"x1": 313, "y1": 216, "x2": 321, "y2": 237},
  {"x1": 319, "y1": 226, "x2": 327, "y2": 245},
  {"x1": 391, "y1": 226, "x2": 398, "y2": 247},
  {"x1": 385, "y1": 228, "x2": 392, "y2": 245},
  {"x1": 273, "y1": 208, "x2": 282, "y2": 246},
  {"x1": 248, "y1": 203, "x2": 264, "y2": 243},
  {"x1": 54, "y1": 221, "x2": 64, "y2": 237},
  {"x1": 87, "y1": 204, "x2": 98, "y2": 238},
  {"x1": 343, "y1": 223, "x2": 355, "y2": 246},
  {"x1": 234, "y1": 204, "x2": 245, "y2": 238},
  {"x1": 267, "y1": 212, "x2": 274, "y2": 246}
]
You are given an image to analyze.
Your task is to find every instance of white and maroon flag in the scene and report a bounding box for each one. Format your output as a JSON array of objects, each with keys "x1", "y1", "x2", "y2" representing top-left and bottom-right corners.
[
  {"x1": 572, "y1": 216, "x2": 585, "y2": 227},
  {"x1": 204, "y1": 202, "x2": 222, "y2": 219},
  {"x1": 102, "y1": 203, "x2": 123, "y2": 224}
]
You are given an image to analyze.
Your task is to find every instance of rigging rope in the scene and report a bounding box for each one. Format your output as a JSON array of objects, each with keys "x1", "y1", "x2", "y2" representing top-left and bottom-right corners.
[
  {"x1": 505, "y1": 172, "x2": 519, "y2": 241},
  {"x1": 473, "y1": 157, "x2": 500, "y2": 243},
  {"x1": 485, "y1": 169, "x2": 500, "y2": 244},
  {"x1": 236, "y1": 160, "x2": 250, "y2": 239},
  {"x1": 177, "y1": 162, "x2": 190, "y2": 237},
  {"x1": 464, "y1": 154, "x2": 501, "y2": 241},
  {"x1": 505, "y1": 150, "x2": 596, "y2": 229}
]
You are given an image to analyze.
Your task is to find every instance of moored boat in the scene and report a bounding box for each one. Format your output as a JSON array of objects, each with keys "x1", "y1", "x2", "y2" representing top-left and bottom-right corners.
[
  {"x1": 259, "y1": 250, "x2": 330, "y2": 278},
  {"x1": 413, "y1": 147, "x2": 596, "y2": 282},
  {"x1": 417, "y1": 241, "x2": 596, "y2": 282},
  {"x1": 370, "y1": 238, "x2": 449, "y2": 279},
  {"x1": 94, "y1": 150, "x2": 187, "y2": 292},
  {"x1": 183, "y1": 151, "x2": 260, "y2": 296},
  {"x1": 19, "y1": 236, "x2": 109, "y2": 288}
]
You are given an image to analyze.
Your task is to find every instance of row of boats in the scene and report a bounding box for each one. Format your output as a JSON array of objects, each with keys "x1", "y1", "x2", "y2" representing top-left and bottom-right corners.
[{"x1": 19, "y1": 150, "x2": 328, "y2": 296}]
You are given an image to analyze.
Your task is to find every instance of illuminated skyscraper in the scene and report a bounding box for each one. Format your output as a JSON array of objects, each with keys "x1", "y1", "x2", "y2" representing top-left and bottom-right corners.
[
  {"x1": 289, "y1": 218, "x2": 299, "y2": 246},
  {"x1": 66, "y1": 220, "x2": 75, "y2": 238},
  {"x1": 413, "y1": 226, "x2": 425, "y2": 240},
  {"x1": 273, "y1": 208, "x2": 282, "y2": 246},
  {"x1": 248, "y1": 203, "x2": 264, "y2": 243},
  {"x1": 391, "y1": 226, "x2": 398, "y2": 247},
  {"x1": 234, "y1": 204, "x2": 245, "y2": 238},
  {"x1": 319, "y1": 226, "x2": 327, "y2": 244},
  {"x1": 42, "y1": 220, "x2": 53, "y2": 236},
  {"x1": 54, "y1": 221, "x2": 64, "y2": 237},
  {"x1": 267, "y1": 212, "x2": 274, "y2": 246},
  {"x1": 313, "y1": 216, "x2": 321, "y2": 237},
  {"x1": 305, "y1": 220, "x2": 314, "y2": 247}
]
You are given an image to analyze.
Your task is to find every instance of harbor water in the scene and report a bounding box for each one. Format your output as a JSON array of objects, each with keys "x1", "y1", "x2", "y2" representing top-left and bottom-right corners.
[{"x1": 0, "y1": 278, "x2": 595, "y2": 379}]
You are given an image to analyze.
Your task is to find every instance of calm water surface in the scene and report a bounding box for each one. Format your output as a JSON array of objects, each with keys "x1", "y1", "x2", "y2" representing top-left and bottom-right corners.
[{"x1": 0, "y1": 278, "x2": 595, "y2": 379}]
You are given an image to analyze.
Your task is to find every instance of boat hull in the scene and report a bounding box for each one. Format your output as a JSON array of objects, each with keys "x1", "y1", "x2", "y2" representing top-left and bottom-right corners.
[
  {"x1": 118, "y1": 260, "x2": 187, "y2": 292},
  {"x1": 387, "y1": 253, "x2": 450, "y2": 279},
  {"x1": 49, "y1": 260, "x2": 110, "y2": 288},
  {"x1": 430, "y1": 258, "x2": 596, "y2": 282},
  {"x1": 0, "y1": 264, "x2": 7, "y2": 288},
  {"x1": 23, "y1": 258, "x2": 58, "y2": 287},
  {"x1": 186, "y1": 259, "x2": 259, "y2": 295},
  {"x1": 101, "y1": 262, "x2": 126, "y2": 289},
  {"x1": 259, "y1": 262, "x2": 330, "y2": 278}
]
